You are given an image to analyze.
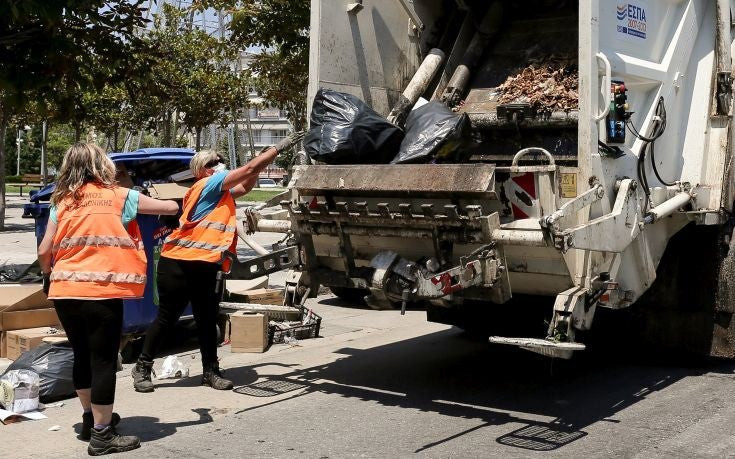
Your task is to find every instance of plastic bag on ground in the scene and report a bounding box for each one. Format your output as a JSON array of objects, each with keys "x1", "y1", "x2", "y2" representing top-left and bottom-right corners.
[
  {"x1": 305, "y1": 88, "x2": 404, "y2": 164},
  {"x1": 158, "y1": 355, "x2": 190, "y2": 379},
  {"x1": 5, "y1": 343, "x2": 75, "y2": 403},
  {"x1": 391, "y1": 101, "x2": 473, "y2": 164},
  {"x1": 0, "y1": 369, "x2": 40, "y2": 413}
]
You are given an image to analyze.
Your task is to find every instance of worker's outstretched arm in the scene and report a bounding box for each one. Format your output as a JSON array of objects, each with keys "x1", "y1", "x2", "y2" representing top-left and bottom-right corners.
[
  {"x1": 137, "y1": 194, "x2": 180, "y2": 215},
  {"x1": 222, "y1": 131, "x2": 304, "y2": 191}
]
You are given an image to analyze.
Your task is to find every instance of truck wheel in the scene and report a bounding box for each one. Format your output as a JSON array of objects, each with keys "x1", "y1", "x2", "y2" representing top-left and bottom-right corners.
[
  {"x1": 329, "y1": 287, "x2": 369, "y2": 305},
  {"x1": 629, "y1": 223, "x2": 735, "y2": 358}
]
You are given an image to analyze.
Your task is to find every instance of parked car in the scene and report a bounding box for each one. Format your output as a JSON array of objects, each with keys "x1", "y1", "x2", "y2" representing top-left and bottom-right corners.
[{"x1": 258, "y1": 178, "x2": 278, "y2": 188}]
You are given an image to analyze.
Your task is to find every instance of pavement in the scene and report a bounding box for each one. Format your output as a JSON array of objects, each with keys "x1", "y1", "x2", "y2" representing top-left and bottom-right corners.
[{"x1": 2, "y1": 196, "x2": 735, "y2": 457}]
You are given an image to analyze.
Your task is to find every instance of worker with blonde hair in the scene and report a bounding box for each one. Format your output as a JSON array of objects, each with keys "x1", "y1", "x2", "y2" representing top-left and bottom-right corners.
[
  {"x1": 38, "y1": 142, "x2": 179, "y2": 456},
  {"x1": 132, "y1": 132, "x2": 304, "y2": 393}
]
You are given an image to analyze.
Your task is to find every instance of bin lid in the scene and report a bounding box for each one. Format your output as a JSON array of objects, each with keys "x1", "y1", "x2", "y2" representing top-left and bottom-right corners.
[
  {"x1": 29, "y1": 148, "x2": 195, "y2": 203},
  {"x1": 109, "y1": 148, "x2": 195, "y2": 162}
]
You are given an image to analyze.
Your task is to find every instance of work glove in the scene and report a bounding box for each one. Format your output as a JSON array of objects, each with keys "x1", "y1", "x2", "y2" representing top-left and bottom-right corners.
[
  {"x1": 274, "y1": 131, "x2": 306, "y2": 154},
  {"x1": 42, "y1": 273, "x2": 51, "y2": 295}
]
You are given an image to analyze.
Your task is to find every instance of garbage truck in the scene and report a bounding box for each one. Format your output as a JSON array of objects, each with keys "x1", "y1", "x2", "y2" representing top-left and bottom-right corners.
[{"x1": 250, "y1": 0, "x2": 735, "y2": 358}]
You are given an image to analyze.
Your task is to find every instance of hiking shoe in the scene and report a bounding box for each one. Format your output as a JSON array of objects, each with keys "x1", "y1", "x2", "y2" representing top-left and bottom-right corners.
[
  {"x1": 88, "y1": 425, "x2": 140, "y2": 456},
  {"x1": 202, "y1": 365, "x2": 233, "y2": 390},
  {"x1": 131, "y1": 360, "x2": 155, "y2": 393},
  {"x1": 81, "y1": 412, "x2": 121, "y2": 441}
]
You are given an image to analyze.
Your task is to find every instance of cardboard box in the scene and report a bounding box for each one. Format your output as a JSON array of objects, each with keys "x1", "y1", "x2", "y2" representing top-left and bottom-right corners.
[
  {"x1": 0, "y1": 332, "x2": 6, "y2": 358},
  {"x1": 229, "y1": 288, "x2": 284, "y2": 305},
  {"x1": 229, "y1": 312, "x2": 268, "y2": 353},
  {"x1": 0, "y1": 285, "x2": 52, "y2": 313},
  {"x1": 0, "y1": 308, "x2": 60, "y2": 332},
  {"x1": 5, "y1": 327, "x2": 65, "y2": 361}
]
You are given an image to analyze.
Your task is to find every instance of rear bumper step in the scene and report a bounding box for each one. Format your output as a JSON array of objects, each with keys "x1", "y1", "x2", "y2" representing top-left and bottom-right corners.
[{"x1": 489, "y1": 336, "x2": 585, "y2": 359}]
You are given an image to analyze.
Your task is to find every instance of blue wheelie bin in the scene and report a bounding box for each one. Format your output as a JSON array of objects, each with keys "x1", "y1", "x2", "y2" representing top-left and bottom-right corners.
[{"x1": 24, "y1": 148, "x2": 195, "y2": 335}]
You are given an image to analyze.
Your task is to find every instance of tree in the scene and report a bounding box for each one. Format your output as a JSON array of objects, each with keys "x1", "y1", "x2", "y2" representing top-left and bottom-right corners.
[
  {"x1": 198, "y1": 0, "x2": 310, "y2": 131},
  {"x1": 144, "y1": 4, "x2": 245, "y2": 150},
  {"x1": 0, "y1": 0, "x2": 150, "y2": 230}
]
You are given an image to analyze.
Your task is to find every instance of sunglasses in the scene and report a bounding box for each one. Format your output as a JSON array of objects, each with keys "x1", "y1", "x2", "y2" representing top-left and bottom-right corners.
[{"x1": 205, "y1": 159, "x2": 222, "y2": 168}]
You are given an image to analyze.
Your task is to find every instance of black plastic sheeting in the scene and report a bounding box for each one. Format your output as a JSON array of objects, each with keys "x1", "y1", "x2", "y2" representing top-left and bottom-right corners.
[
  {"x1": 305, "y1": 88, "x2": 404, "y2": 164},
  {"x1": 392, "y1": 101, "x2": 473, "y2": 164},
  {"x1": 5, "y1": 343, "x2": 75, "y2": 403}
]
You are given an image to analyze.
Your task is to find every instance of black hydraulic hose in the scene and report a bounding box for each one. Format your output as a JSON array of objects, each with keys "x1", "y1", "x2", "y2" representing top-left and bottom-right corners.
[{"x1": 626, "y1": 96, "x2": 673, "y2": 210}]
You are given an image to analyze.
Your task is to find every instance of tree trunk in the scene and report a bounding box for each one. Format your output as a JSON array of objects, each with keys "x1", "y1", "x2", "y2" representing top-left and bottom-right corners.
[
  {"x1": 172, "y1": 110, "x2": 179, "y2": 147},
  {"x1": 74, "y1": 124, "x2": 81, "y2": 142},
  {"x1": 196, "y1": 127, "x2": 202, "y2": 151},
  {"x1": 113, "y1": 124, "x2": 119, "y2": 152},
  {"x1": 161, "y1": 110, "x2": 172, "y2": 147},
  {"x1": 244, "y1": 107, "x2": 255, "y2": 160},
  {"x1": 0, "y1": 107, "x2": 8, "y2": 231}
]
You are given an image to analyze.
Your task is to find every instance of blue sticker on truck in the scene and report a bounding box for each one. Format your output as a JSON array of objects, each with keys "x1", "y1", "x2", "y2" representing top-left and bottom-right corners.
[{"x1": 617, "y1": 3, "x2": 647, "y2": 40}]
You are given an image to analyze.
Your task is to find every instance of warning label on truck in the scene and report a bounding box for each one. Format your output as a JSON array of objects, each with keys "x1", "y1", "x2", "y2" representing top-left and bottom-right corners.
[
  {"x1": 616, "y1": 2, "x2": 648, "y2": 40},
  {"x1": 560, "y1": 173, "x2": 577, "y2": 198}
]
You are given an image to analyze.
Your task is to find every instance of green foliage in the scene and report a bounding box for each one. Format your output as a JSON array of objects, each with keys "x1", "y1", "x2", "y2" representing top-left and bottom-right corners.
[
  {"x1": 0, "y1": 1, "x2": 150, "y2": 120},
  {"x1": 220, "y1": 0, "x2": 310, "y2": 130}
]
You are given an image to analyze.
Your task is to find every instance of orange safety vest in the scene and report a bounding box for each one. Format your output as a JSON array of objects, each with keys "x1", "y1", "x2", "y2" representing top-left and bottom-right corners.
[
  {"x1": 49, "y1": 183, "x2": 147, "y2": 299},
  {"x1": 161, "y1": 175, "x2": 237, "y2": 265}
]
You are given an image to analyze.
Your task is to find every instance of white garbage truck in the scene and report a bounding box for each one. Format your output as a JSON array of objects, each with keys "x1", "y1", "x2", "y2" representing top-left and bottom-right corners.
[{"x1": 251, "y1": 0, "x2": 735, "y2": 358}]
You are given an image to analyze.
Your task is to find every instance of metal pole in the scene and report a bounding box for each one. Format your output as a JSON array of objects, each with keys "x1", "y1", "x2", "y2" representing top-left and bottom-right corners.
[
  {"x1": 40, "y1": 121, "x2": 48, "y2": 185},
  {"x1": 15, "y1": 129, "x2": 21, "y2": 176}
]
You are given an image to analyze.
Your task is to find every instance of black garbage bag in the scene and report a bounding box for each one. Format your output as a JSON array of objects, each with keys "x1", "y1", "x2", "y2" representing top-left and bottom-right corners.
[
  {"x1": 305, "y1": 88, "x2": 404, "y2": 164},
  {"x1": 391, "y1": 101, "x2": 473, "y2": 164},
  {"x1": 4, "y1": 343, "x2": 75, "y2": 402}
]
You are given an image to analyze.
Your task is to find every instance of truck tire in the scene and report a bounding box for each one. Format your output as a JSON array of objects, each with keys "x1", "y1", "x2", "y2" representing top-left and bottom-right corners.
[
  {"x1": 329, "y1": 286, "x2": 369, "y2": 305},
  {"x1": 629, "y1": 222, "x2": 735, "y2": 358}
]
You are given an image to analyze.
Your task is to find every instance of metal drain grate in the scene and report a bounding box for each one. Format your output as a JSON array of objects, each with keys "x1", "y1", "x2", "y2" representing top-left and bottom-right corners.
[
  {"x1": 234, "y1": 379, "x2": 307, "y2": 397},
  {"x1": 496, "y1": 424, "x2": 586, "y2": 451}
]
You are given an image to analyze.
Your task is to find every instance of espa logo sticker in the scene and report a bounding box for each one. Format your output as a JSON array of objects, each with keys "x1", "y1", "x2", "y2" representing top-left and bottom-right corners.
[{"x1": 617, "y1": 2, "x2": 647, "y2": 40}]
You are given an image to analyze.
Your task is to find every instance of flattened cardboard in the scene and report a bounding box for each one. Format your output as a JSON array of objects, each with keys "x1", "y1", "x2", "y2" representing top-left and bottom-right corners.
[
  {"x1": 0, "y1": 308, "x2": 60, "y2": 332},
  {"x1": 230, "y1": 312, "x2": 268, "y2": 353},
  {"x1": 228, "y1": 288, "x2": 284, "y2": 305},
  {"x1": 148, "y1": 183, "x2": 190, "y2": 200},
  {"x1": 0, "y1": 285, "x2": 52, "y2": 313}
]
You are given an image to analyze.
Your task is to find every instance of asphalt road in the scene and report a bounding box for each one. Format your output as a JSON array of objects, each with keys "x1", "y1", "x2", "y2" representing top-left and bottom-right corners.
[{"x1": 3, "y1": 198, "x2": 735, "y2": 457}]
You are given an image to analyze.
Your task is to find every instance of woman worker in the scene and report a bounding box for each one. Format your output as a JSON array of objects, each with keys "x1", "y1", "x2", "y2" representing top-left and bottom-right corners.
[
  {"x1": 38, "y1": 142, "x2": 179, "y2": 455},
  {"x1": 131, "y1": 132, "x2": 303, "y2": 393}
]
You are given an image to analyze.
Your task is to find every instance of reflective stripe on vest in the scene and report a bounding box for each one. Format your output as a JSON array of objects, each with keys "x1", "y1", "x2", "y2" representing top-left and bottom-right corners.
[
  {"x1": 50, "y1": 270, "x2": 146, "y2": 284},
  {"x1": 54, "y1": 235, "x2": 141, "y2": 250},
  {"x1": 161, "y1": 175, "x2": 237, "y2": 264},
  {"x1": 48, "y1": 183, "x2": 147, "y2": 299}
]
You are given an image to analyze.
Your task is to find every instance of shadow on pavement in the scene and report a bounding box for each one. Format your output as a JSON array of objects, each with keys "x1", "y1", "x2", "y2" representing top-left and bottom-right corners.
[
  {"x1": 229, "y1": 327, "x2": 735, "y2": 453},
  {"x1": 123, "y1": 408, "x2": 214, "y2": 441}
]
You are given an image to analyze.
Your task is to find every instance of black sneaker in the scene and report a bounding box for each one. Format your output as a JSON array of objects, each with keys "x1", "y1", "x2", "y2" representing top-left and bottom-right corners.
[
  {"x1": 131, "y1": 360, "x2": 155, "y2": 393},
  {"x1": 81, "y1": 412, "x2": 121, "y2": 441},
  {"x1": 202, "y1": 365, "x2": 233, "y2": 390},
  {"x1": 88, "y1": 425, "x2": 140, "y2": 456}
]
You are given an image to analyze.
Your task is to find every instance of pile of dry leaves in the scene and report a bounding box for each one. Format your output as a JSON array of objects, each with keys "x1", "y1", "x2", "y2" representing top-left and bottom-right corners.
[{"x1": 497, "y1": 58, "x2": 578, "y2": 112}]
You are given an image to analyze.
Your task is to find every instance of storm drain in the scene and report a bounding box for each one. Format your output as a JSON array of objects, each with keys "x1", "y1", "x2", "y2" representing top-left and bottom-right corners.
[
  {"x1": 234, "y1": 378, "x2": 307, "y2": 397},
  {"x1": 496, "y1": 424, "x2": 586, "y2": 451}
]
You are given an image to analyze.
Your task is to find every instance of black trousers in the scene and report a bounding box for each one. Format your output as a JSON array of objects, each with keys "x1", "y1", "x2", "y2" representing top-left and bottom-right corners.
[
  {"x1": 140, "y1": 256, "x2": 220, "y2": 369},
  {"x1": 54, "y1": 299, "x2": 123, "y2": 405}
]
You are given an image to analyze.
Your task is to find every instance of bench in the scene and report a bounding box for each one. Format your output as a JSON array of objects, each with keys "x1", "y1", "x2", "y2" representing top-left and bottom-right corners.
[{"x1": 17, "y1": 174, "x2": 48, "y2": 196}]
